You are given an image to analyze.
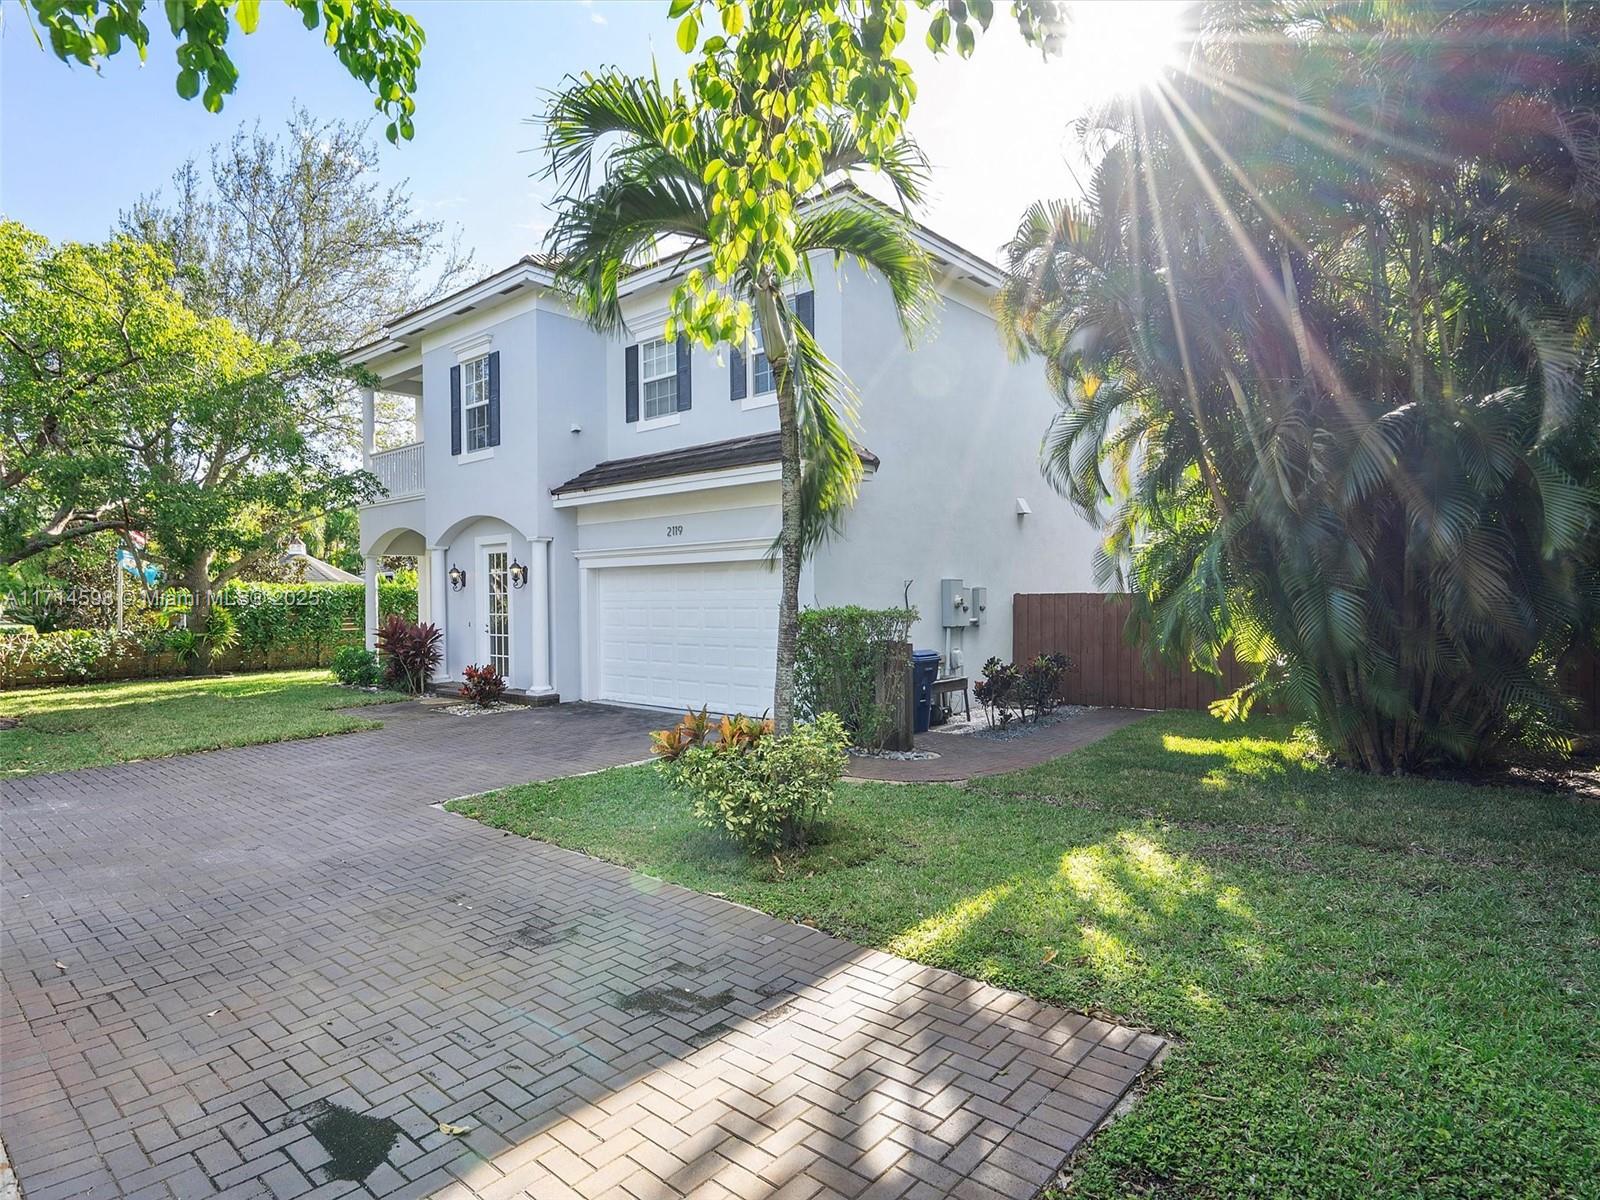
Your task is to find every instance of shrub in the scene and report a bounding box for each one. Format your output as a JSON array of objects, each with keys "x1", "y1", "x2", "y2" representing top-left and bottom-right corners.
[
  {"x1": 794, "y1": 606, "x2": 916, "y2": 749},
  {"x1": 974, "y1": 652, "x2": 1073, "y2": 728},
  {"x1": 375, "y1": 615, "x2": 442, "y2": 694},
  {"x1": 974, "y1": 656, "x2": 1020, "y2": 728},
  {"x1": 655, "y1": 711, "x2": 847, "y2": 854},
  {"x1": 2, "y1": 628, "x2": 133, "y2": 683},
  {"x1": 459, "y1": 663, "x2": 507, "y2": 707},
  {"x1": 331, "y1": 646, "x2": 382, "y2": 688},
  {"x1": 202, "y1": 604, "x2": 239, "y2": 665},
  {"x1": 164, "y1": 627, "x2": 203, "y2": 668},
  {"x1": 1017, "y1": 652, "x2": 1070, "y2": 720}
]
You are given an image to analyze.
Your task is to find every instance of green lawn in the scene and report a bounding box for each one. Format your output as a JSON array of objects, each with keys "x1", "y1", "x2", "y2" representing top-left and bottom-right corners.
[
  {"x1": 448, "y1": 711, "x2": 1600, "y2": 1198},
  {"x1": 0, "y1": 670, "x2": 408, "y2": 777}
]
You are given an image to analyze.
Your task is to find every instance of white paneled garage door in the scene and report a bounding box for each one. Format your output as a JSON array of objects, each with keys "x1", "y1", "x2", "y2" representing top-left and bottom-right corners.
[{"x1": 594, "y1": 559, "x2": 778, "y2": 715}]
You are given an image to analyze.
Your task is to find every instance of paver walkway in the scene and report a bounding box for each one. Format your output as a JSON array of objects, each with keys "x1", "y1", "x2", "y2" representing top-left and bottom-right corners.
[
  {"x1": 844, "y1": 709, "x2": 1148, "y2": 783},
  {"x1": 2, "y1": 703, "x2": 1162, "y2": 1200}
]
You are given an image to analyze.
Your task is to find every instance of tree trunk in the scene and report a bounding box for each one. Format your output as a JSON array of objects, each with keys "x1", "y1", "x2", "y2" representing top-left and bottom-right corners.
[
  {"x1": 758, "y1": 287, "x2": 801, "y2": 736},
  {"x1": 183, "y1": 555, "x2": 213, "y2": 676}
]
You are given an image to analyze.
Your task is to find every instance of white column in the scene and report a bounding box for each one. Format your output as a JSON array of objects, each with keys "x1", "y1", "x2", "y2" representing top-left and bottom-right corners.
[
  {"x1": 428, "y1": 547, "x2": 449, "y2": 672},
  {"x1": 360, "y1": 385, "x2": 376, "y2": 467},
  {"x1": 415, "y1": 553, "x2": 431, "y2": 626},
  {"x1": 412, "y1": 392, "x2": 424, "y2": 444},
  {"x1": 530, "y1": 539, "x2": 553, "y2": 694},
  {"x1": 363, "y1": 557, "x2": 380, "y2": 651}
]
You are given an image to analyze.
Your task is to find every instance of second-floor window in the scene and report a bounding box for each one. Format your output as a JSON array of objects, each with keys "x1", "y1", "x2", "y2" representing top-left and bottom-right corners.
[
  {"x1": 462, "y1": 355, "x2": 491, "y2": 452},
  {"x1": 640, "y1": 337, "x2": 678, "y2": 420},
  {"x1": 751, "y1": 325, "x2": 775, "y2": 396}
]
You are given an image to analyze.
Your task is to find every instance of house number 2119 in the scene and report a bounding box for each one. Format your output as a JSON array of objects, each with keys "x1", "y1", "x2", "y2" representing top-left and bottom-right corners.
[{"x1": 665, "y1": 524, "x2": 684, "y2": 538}]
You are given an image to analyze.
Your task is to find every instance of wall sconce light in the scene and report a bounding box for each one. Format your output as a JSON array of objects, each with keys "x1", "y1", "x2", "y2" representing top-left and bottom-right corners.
[
  {"x1": 448, "y1": 564, "x2": 466, "y2": 591},
  {"x1": 508, "y1": 560, "x2": 527, "y2": 589}
]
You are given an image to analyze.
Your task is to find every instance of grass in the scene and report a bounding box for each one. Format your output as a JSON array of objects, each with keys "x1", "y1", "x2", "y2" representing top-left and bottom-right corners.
[
  {"x1": 447, "y1": 711, "x2": 1600, "y2": 1198},
  {"x1": 0, "y1": 669, "x2": 408, "y2": 777}
]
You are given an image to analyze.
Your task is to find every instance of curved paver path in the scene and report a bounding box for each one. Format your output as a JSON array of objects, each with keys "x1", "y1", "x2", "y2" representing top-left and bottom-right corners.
[{"x1": 1, "y1": 701, "x2": 1162, "y2": 1200}]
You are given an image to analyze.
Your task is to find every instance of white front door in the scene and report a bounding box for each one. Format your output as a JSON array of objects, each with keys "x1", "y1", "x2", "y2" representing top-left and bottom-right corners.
[
  {"x1": 478, "y1": 544, "x2": 511, "y2": 678},
  {"x1": 593, "y1": 559, "x2": 778, "y2": 715}
]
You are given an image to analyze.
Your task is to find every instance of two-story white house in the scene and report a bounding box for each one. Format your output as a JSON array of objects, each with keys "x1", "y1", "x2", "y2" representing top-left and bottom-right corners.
[{"x1": 350, "y1": 197, "x2": 1105, "y2": 714}]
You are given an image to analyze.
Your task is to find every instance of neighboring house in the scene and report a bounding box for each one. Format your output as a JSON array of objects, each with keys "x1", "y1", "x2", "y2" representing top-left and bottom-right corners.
[{"x1": 349, "y1": 196, "x2": 1105, "y2": 713}]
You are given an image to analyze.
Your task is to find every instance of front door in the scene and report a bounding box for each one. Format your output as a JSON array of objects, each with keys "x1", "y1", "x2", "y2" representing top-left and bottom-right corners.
[{"x1": 479, "y1": 544, "x2": 511, "y2": 679}]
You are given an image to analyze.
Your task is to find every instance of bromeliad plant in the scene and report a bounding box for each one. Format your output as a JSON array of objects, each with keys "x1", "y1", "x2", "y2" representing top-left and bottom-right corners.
[{"x1": 651, "y1": 707, "x2": 839, "y2": 854}]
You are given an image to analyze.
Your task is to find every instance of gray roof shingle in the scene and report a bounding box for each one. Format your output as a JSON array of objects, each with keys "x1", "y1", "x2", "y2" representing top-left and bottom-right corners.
[{"x1": 552, "y1": 431, "x2": 879, "y2": 497}]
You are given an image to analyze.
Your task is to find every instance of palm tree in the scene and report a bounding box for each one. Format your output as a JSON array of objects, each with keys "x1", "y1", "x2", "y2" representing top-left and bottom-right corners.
[
  {"x1": 998, "y1": 1, "x2": 1600, "y2": 771},
  {"x1": 540, "y1": 70, "x2": 934, "y2": 733}
]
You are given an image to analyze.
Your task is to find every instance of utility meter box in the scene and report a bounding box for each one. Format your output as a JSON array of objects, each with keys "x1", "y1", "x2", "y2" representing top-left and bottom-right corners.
[
  {"x1": 939, "y1": 578, "x2": 968, "y2": 628},
  {"x1": 968, "y1": 586, "x2": 988, "y2": 626}
]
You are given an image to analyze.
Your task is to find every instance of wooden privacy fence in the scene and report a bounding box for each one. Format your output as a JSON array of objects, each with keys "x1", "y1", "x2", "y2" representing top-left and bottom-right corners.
[
  {"x1": 1015, "y1": 592, "x2": 1600, "y2": 728},
  {"x1": 1013, "y1": 593, "x2": 1250, "y2": 711}
]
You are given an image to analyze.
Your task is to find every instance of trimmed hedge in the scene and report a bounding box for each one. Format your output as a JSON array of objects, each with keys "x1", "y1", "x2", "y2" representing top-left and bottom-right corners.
[
  {"x1": 794, "y1": 605, "x2": 917, "y2": 750},
  {"x1": 0, "y1": 581, "x2": 418, "y2": 688}
]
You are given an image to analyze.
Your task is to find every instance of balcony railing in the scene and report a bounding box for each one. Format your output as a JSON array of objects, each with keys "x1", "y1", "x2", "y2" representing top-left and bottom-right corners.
[{"x1": 368, "y1": 442, "x2": 424, "y2": 502}]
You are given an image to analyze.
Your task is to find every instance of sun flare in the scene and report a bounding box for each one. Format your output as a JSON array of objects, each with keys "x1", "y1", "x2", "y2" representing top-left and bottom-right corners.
[{"x1": 1069, "y1": 0, "x2": 1190, "y2": 101}]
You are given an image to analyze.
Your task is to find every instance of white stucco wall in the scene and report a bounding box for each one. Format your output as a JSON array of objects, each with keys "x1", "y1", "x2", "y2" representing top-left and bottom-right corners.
[{"x1": 811, "y1": 259, "x2": 1107, "y2": 674}]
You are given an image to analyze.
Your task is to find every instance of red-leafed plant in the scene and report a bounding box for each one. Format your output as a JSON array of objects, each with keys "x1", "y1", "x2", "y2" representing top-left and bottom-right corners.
[
  {"x1": 375, "y1": 614, "x2": 442, "y2": 695},
  {"x1": 459, "y1": 663, "x2": 507, "y2": 708}
]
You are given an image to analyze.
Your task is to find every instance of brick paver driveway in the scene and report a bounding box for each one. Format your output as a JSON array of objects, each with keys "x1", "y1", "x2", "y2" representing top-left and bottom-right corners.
[{"x1": 2, "y1": 702, "x2": 1162, "y2": 1200}]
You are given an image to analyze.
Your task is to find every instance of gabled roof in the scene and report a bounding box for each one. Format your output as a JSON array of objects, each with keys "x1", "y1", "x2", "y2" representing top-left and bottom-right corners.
[{"x1": 551, "y1": 431, "x2": 879, "y2": 498}]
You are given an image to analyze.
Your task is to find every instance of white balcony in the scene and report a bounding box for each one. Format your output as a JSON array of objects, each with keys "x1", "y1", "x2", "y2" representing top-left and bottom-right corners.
[{"x1": 368, "y1": 442, "x2": 425, "y2": 503}]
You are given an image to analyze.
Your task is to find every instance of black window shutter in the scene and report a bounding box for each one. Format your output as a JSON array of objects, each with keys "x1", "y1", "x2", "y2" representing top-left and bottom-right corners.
[
  {"x1": 624, "y1": 344, "x2": 639, "y2": 423},
  {"x1": 675, "y1": 335, "x2": 692, "y2": 411},
  {"x1": 486, "y1": 351, "x2": 501, "y2": 447},
  {"x1": 795, "y1": 290, "x2": 815, "y2": 333},
  {"x1": 449, "y1": 364, "x2": 462, "y2": 456},
  {"x1": 729, "y1": 343, "x2": 746, "y2": 401}
]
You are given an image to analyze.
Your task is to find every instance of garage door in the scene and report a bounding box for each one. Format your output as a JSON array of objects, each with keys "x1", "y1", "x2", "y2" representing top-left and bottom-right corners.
[{"x1": 595, "y1": 560, "x2": 778, "y2": 715}]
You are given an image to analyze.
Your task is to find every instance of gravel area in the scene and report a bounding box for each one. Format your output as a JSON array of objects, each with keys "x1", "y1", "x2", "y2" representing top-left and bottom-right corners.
[
  {"x1": 929, "y1": 705, "x2": 1097, "y2": 741},
  {"x1": 845, "y1": 746, "x2": 942, "y2": 761},
  {"x1": 436, "y1": 701, "x2": 525, "y2": 717}
]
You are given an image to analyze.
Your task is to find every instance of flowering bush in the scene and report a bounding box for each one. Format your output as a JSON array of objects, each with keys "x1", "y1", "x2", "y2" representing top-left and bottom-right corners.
[
  {"x1": 654, "y1": 710, "x2": 846, "y2": 854},
  {"x1": 459, "y1": 663, "x2": 507, "y2": 707}
]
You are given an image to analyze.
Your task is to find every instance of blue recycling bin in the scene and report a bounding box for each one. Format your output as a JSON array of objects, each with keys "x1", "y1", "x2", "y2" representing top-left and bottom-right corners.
[{"x1": 911, "y1": 650, "x2": 942, "y2": 734}]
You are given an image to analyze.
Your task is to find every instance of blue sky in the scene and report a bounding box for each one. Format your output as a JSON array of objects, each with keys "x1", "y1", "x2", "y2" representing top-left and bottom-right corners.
[{"x1": 1, "y1": 1, "x2": 1182, "y2": 274}]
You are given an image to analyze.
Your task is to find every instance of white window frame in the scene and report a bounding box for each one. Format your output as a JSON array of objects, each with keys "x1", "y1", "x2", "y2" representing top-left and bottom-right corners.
[
  {"x1": 743, "y1": 301, "x2": 801, "y2": 411},
  {"x1": 750, "y1": 324, "x2": 776, "y2": 403},
  {"x1": 460, "y1": 354, "x2": 492, "y2": 457},
  {"x1": 639, "y1": 337, "x2": 678, "y2": 423}
]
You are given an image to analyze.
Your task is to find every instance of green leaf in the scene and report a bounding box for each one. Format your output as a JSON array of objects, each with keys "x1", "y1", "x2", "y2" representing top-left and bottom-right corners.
[
  {"x1": 667, "y1": 0, "x2": 695, "y2": 16},
  {"x1": 676, "y1": 13, "x2": 700, "y2": 53},
  {"x1": 175, "y1": 67, "x2": 199, "y2": 99},
  {"x1": 236, "y1": 0, "x2": 261, "y2": 34}
]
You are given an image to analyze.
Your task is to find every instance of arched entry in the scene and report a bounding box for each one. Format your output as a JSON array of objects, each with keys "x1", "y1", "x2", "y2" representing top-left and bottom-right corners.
[{"x1": 360, "y1": 526, "x2": 426, "y2": 650}]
